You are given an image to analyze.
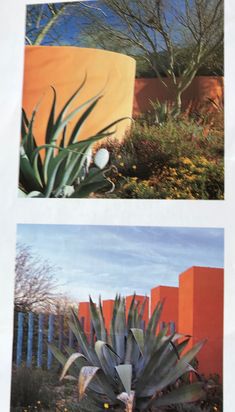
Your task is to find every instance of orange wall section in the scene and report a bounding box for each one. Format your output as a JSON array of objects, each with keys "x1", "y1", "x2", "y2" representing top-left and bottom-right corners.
[
  {"x1": 178, "y1": 266, "x2": 224, "y2": 378},
  {"x1": 102, "y1": 299, "x2": 114, "y2": 334},
  {"x1": 125, "y1": 295, "x2": 149, "y2": 326},
  {"x1": 78, "y1": 301, "x2": 91, "y2": 337},
  {"x1": 22, "y1": 46, "x2": 136, "y2": 145},
  {"x1": 133, "y1": 76, "x2": 224, "y2": 116},
  {"x1": 151, "y1": 285, "x2": 179, "y2": 332}
]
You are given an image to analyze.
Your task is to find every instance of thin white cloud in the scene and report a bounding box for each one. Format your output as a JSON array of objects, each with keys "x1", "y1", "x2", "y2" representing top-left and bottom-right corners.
[{"x1": 17, "y1": 225, "x2": 224, "y2": 302}]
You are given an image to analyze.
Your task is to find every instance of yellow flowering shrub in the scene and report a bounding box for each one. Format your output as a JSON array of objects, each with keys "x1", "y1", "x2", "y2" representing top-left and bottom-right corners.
[
  {"x1": 116, "y1": 156, "x2": 223, "y2": 200},
  {"x1": 98, "y1": 113, "x2": 223, "y2": 200}
]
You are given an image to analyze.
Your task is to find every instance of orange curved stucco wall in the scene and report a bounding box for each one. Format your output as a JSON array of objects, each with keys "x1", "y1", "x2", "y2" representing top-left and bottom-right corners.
[
  {"x1": 22, "y1": 46, "x2": 136, "y2": 145},
  {"x1": 133, "y1": 76, "x2": 224, "y2": 116}
]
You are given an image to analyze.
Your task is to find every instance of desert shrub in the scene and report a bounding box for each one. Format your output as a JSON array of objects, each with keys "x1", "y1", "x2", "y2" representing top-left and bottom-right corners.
[
  {"x1": 99, "y1": 114, "x2": 223, "y2": 200},
  {"x1": 11, "y1": 366, "x2": 56, "y2": 411},
  {"x1": 114, "y1": 157, "x2": 223, "y2": 200},
  {"x1": 168, "y1": 373, "x2": 222, "y2": 412}
]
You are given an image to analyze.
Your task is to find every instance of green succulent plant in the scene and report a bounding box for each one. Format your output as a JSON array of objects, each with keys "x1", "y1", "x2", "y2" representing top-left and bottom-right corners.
[
  {"x1": 149, "y1": 100, "x2": 179, "y2": 125},
  {"x1": 49, "y1": 296, "x2": 206, "y2": 412},
  {"x1": 19, "y1": 77, "x2": 126, "y2": 198}
]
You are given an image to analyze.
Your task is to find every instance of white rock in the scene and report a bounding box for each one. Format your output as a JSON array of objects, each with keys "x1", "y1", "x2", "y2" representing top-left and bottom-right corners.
[{"x1": 94, "y1": 148, "x2": 110, "y2": 170}]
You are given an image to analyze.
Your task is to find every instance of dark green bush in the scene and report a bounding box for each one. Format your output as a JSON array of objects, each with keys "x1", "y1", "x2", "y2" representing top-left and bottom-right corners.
[{"x1": 11, "y1": 366, "x2": 56, "y2": 410}]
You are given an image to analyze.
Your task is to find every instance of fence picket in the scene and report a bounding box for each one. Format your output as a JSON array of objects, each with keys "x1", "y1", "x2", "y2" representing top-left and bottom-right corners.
[
  {"x1": 37, "y1": 313, "x2": 44, "y2": 368},
  {"x1": 26, "y1": 312, "x2": 34, "y2": 367},
  {"x1": 16, "y1": 312, "x2": 24, "y2": 367},
  {"x1": 47, "y1": 314, "x2": 55, "y2": 370}
]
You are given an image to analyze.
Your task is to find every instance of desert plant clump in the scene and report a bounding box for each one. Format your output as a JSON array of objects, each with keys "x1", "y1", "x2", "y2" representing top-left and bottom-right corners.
[
  {"x1": 50, "y1": 296, "x2": 207, "y2": 412},
  {"x1": 100, "y1": 108, "x2": 223, "y2": 200},
  {"x1": 19, "y1": 77, "x2": 126, "y2": 198},
  {"x1": 11, "y1": 366, "x2": 56, "y2": 411}
]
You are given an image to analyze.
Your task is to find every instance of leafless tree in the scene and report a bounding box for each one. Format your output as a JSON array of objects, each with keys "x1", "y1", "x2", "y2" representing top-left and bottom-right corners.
[
  {"x1": 89, "y1": 0, "x2": 223, "y2": 112},
  {"x1": 25, "y1": 2, "x2": 106, "y2": 45},
  {"x1": 25, "y1": 1, "x2": 223, "y2": 112},
  {"x1": 15, "y1": 244, "x2": 61, "y2": 313}
]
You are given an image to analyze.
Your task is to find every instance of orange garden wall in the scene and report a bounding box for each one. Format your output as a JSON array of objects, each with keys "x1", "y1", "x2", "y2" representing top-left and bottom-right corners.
[
  {"x1": 126, "y1": 295, "x2": 149, "y2": 326},
  {"x1": 151, "y1": 286, "x2": 178, "y2": 333},
  {"x1": 133, "y1": 76, "x2": 224, "y2": 117},
  {"x1": 78, "y1": 302, "x2": 91, "y2": 336},
  {"x1": 22, "y1": 46, "x2": 136, "y2": 144},
  {"x1": 102, "y1": 299, "x2": 114, "y2": 334},
  {"x1": 78, "y1": 266, "x2": 223, "y2": 378},
  {"x1": 22, "y1": 46, "x2": 223, "y2": 145},
  {"x1": 178, "y1": 267, "x2": 224, "y2": 377}
]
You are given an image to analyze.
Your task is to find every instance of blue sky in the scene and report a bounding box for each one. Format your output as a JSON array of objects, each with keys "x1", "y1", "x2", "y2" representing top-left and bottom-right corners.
[
  {"x1": 26, "y1": 1, "x2": 185, "y2": 48},
  {"x1": 17, "y1": 224, "x2": 224, "y2": 302}
]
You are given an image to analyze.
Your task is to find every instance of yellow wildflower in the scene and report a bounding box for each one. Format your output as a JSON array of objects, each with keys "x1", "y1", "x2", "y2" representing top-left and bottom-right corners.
[
  {"x1": 181, "y1": 157, "x2": 192, "y2": 165},
  {"x1": 104, "y1": 403, "x2": 110, "y2": 409}
]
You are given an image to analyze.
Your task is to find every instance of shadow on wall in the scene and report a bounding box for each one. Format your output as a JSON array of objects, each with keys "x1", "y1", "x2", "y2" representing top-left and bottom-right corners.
[{"x1": 133, "y1": 76, "x2": 224, "y2": 116}]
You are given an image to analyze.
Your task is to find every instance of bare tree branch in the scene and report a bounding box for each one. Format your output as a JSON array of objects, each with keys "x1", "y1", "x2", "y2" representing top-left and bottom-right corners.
[{"x1": 15, "y1": 244, "x2": 62, "y2": 313}]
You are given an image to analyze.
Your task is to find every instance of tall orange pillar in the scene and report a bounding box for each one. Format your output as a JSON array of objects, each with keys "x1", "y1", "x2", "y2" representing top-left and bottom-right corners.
[
  {"x1": 151, "y1": 285, "x2": 179, "y2": 333},
  {"x1": 178, "y1": 266, "x2": 224, "y2": 378},
  {"x1": 102, "y1": 299, "x2": 114, "y2": 334},
  {"x1": 125, "y1": 295, "x2": 149, "y2": 326},
  {"x1": 78, "y1": 302, "x2": 91, "y2": 337}
]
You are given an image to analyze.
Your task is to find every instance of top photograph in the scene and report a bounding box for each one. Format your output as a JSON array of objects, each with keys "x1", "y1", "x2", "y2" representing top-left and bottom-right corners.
[{"x1": 19, "y1": 0, "x2": 224, "y2": 200}]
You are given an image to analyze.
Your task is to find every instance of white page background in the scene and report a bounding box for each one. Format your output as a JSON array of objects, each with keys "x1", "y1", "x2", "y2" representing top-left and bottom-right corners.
[{"x1": 0, "y1": 0, "x2": 234, "y2": 410}]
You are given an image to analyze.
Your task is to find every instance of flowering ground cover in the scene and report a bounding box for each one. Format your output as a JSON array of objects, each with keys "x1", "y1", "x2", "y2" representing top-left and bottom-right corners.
[{"x1": 100, "y1": 107, "x2": 224, "y2": 200}]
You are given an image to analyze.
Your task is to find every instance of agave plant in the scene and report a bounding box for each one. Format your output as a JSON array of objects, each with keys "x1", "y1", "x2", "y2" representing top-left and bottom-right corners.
[
  {"x1": 49, "y1": 296, "x2": 206, "y2": 412},
  {"x1": 19, "y1": 77, "x2": 126, "y2": 198},
  {"x1": 149, "y1": 99, "x2": 179, "y2": 125}
]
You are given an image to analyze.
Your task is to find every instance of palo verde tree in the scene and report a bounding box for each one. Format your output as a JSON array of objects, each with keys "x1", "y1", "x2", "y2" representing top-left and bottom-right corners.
[{"x1": 86, "y1": 0, "x2": 223, "y2": 113}]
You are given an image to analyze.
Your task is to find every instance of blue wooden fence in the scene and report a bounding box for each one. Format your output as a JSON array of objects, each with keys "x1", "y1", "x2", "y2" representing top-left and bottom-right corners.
[
  {"x1": 14, "y1": 312, "x2": 176, "y2": 369},
  {"x1": 14, "y1": 312, "x2": 80, "y2": 369}
]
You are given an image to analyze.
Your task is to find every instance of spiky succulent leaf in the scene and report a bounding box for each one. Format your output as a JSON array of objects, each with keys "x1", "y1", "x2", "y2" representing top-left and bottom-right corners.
[
  {"x1": 115, "y1": 365, "x2": 132, "y2": 395},
  {"x1": 56, "y1": 297, "x2": 205, "y2": 412},
  {"x1": 19, "y1": 83, "x2": 125, "y2": 197},
  {"x1": 153, "y1": 382, "x2": 206, "y2": 407}
]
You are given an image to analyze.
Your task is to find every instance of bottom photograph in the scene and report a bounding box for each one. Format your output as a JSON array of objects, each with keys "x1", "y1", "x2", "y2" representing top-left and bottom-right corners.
[{"x1": 11, "y1": 224, "x2": 224, "y2": 412}]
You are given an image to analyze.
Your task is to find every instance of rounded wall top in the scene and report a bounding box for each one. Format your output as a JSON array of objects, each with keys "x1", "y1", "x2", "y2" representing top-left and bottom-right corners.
[{"x1": 25, "y1": 44, "x2": 136, "y2": 65}]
